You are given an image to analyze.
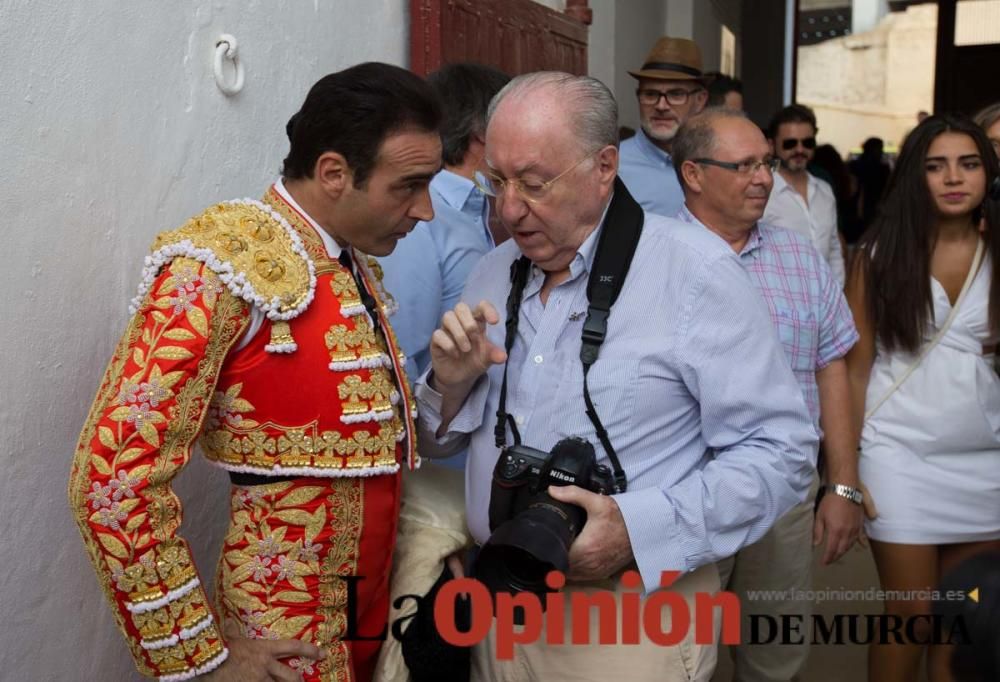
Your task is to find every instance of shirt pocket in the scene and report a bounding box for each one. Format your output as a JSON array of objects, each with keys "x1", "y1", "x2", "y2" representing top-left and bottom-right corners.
[{"x1": 772, "y1": 305, "x2": 819, "y2": 373}]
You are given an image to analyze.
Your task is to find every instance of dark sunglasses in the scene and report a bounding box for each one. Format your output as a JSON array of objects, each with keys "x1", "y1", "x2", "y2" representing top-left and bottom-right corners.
[{"x1": 781, "y1": 137, "x2": 816, "y2": 151}]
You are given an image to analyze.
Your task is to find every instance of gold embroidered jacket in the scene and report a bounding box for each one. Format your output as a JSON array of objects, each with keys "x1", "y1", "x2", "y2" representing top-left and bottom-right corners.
[{"x1": 68, "y1": 190, "x2": 417, "y2": 680}]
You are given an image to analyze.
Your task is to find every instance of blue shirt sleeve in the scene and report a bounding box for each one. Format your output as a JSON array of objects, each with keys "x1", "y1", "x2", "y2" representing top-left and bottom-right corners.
[{"x1": 612, "y1": 254, "x2": 818, "y2": 591}]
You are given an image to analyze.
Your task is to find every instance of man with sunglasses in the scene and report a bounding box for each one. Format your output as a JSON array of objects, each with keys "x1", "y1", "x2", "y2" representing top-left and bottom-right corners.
[
  {"x1": 674, "y1": 108, "x2": 862, "y2": 682},
  {"x1": 619, "y1": 36, "x2": 708, "y2": 217},
  {"x1": 762, "y1": 104, "x2": 846, "y2": 285},
  {"x1": 413, "y1": 73, "x2": 816, "y2": 681}
]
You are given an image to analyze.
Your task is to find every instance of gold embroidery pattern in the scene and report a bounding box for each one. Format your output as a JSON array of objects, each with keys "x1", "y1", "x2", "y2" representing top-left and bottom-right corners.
[
  {"x1": 218, "y1": 482, "x2": 318, "y2": 641},
  {"x1": 330, "y1": 271, "x2": 364, "y2": 311},
  {"x1": 217, "y1": 478, "x2": 363, "y2": 682},
  {"x1": 69, "y1": 308, "x2": 153, "y2": 674},
  {"x1": 69, "y1": 258, "x2": 250, "y2": 678},
  {"x1": 262, "y1": 186, "x2": 417, "y2": 469},
  {"x1": 264, "y1": 188, "x2": 330, "y2": 265},
  {"x1": 317, "y1": 479, "x2": 364, "y2": 682},
  {"x1": 206, "y1": 382, "x2": 260, "y2": 432},
  {"x1": 355, "y1": 264, "x2": 419, "y2": 468},
  {"x1": 150, "y1": 202, "x2": 313, "y2": 316},
  {"x1": 202, "y1": 422, "x2": 399, "y2": 471},
  {"x1": 146, "y1": 622, "x2": 226, "y2": 675},
  {"x1": 338, "y1": 372, "x2": 397, "y2": 416},
  {"x1": 324, "y1": 316, "x2": 392, "y2": 369}
]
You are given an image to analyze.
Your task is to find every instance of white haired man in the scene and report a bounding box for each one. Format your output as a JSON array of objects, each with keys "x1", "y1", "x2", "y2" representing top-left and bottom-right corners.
[{"x1": 414, "y1": 73, "x2": 816, "y2": 681}]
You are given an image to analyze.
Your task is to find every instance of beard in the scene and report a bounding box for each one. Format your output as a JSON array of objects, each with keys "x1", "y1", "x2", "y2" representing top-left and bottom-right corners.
[
  {"x1": 781, "y1": 153, "x2": 810, "y2": 171},
  {"x1": 640, "y1": 117, "x2": 679, "y2": 143}
]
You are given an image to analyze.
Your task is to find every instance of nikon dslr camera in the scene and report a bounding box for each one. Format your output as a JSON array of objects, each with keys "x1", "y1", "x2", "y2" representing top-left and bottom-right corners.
[{"x1": 473, "y1": 437, "x2": 615, "y2": 601}]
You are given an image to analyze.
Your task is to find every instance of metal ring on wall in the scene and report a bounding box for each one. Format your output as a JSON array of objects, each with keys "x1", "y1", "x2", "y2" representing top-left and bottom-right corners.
[{"x1": 213, "y1": 34, "x2": 245, "y2": 96}]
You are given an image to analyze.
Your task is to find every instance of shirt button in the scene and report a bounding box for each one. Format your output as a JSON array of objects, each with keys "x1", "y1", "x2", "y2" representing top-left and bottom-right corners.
[
  {"x1": 533, "y1": 355, "x2": 543, "y2": 364},
  {"x1": 515, "y1": 415, "x2": 525, "y2": 425}
]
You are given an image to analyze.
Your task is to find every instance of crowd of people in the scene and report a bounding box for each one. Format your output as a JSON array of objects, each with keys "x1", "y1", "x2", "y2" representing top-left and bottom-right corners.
[{"x1": 67, "y1": 30, "x2": 999, "y2": 682}]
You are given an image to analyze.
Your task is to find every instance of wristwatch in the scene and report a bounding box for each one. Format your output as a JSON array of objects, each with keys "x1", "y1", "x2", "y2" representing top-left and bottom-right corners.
[{"x1": 831, "y1": 483, "x2": 864, "y2": 505}]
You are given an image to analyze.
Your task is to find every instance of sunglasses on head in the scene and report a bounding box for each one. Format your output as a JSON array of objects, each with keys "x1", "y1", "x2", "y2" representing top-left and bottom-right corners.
[{"x1": 781, "y1": 137, "x2": 816, "y2": 151}]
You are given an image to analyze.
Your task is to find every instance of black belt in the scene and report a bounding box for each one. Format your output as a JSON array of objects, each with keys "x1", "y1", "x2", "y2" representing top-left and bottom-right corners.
[{"x1": 228, "y1": 471, "x2": 299, "y2": 486}]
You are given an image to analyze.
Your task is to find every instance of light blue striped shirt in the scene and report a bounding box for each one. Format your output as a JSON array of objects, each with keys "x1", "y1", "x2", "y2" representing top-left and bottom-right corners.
[
  {"x1": 414, "y1": 209, "x2": 818, "y2": 592},
  {"x1": 618, "y1": 128, "x2": 686, "y2": 217}
]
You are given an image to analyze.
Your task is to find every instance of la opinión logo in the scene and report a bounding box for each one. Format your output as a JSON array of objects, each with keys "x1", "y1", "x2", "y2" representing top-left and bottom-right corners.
[
  {"x1": 343, "y1": 570, "x2": 742, "y2": 659},
  {"x1": 342, "y1": 571, "x2": 975, "y2": 653}
]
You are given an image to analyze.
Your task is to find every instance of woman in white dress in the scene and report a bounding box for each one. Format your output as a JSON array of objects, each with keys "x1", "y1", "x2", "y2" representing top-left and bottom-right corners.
[{"x1": 846, "y1": 115, "x2": 1000, "y2": 682}]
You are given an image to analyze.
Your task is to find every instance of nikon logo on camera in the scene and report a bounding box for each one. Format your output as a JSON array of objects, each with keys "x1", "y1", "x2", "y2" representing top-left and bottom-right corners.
[{"x1": 548, "y1": 469, "x2": 576, "y2": 483}]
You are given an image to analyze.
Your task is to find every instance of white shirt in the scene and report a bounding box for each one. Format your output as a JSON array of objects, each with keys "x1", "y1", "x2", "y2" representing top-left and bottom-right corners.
[{"x1": 762, "y1": 171, "x2": 845, "y2": 286}]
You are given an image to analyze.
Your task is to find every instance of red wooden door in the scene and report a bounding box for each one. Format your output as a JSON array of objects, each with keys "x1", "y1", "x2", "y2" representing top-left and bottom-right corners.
[{"x1": 410, "y1": 0, "x2": 590, "y2": 77}]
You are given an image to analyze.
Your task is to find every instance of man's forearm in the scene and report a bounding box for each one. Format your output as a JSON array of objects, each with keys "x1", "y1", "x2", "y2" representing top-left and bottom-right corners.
[
  {"x1": 816, "y1": 359, "x2": 858, "y2": 484},
  {"x1": 429, "y1": 371, "x2": 479, "y2": 436}
]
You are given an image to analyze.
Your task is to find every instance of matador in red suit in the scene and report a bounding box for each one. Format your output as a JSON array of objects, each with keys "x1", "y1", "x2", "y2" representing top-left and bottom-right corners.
[{"x1": 68, "y1": 63, "x2": 443, "y2": 682}]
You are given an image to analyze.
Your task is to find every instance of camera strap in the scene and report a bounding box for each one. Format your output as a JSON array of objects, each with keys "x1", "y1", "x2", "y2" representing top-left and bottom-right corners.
[
  {"x1": 494, "y1": 177, "x2": 644, "y2": 494},
  {"x1": 493, "y1": 256, "x2": 532, "y2": 449}
]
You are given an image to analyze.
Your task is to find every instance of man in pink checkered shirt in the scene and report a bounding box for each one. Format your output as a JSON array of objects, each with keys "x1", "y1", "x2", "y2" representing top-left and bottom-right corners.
[{"x1": 673, "y1": 107, "x2": 862, "y2": 682}]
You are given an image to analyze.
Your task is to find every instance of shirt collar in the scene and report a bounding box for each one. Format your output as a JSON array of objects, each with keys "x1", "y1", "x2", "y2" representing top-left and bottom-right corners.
[
  {"x1": 431, "y1": 169, "x2": 481, "y2": 212},
  {"x1": 740, "y1": 225, "x2": 764, "y2": 257},
  {"x1": 634, "y1": 127, "x2": 674, "y2": 166},
  {"x1": 773, "y1": 169, "x2": 817, "y2": 195},
  {"x1": 772, "y1": 171, "x2": 791, "y2": 194},
  {"x1": 678, "y1": 204, "x2": 763, "y2": 257},
  {"x1": 523, "y1": 195, "x2": 612, "y2": 296},
  {"x1": 274, "y1": 178, "x2": 343, "y2": 259},
  {"x1": 570, "y1": 195, "x2": 613, "y2": 279}
]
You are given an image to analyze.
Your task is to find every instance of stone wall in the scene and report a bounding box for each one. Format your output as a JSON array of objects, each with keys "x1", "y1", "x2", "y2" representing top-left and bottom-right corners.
[{"x1": 797, "y1": 3, "x2": 936, "y2": 154}]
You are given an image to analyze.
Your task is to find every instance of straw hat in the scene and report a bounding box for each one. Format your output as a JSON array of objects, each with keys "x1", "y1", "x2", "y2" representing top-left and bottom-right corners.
[{"x1": 628, "y1": 36, "x2": 704, "y2": 82}]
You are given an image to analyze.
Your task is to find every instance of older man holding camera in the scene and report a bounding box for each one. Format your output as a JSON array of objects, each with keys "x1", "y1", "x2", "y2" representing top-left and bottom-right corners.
[{"x1": 414, "y1": 73, "x2": 816, "y2": 681}]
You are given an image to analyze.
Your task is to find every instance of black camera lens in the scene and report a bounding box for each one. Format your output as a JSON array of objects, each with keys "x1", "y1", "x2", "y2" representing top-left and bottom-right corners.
[
  {"x1": 479, "y1": 437, "x2": 616, "y2": 607},
  {"x1": 478, "y1": 545, "x2": 552, "y2": 594},
  {"x1": 474, "y1": 495, "x2": 584, "y2": 601}
]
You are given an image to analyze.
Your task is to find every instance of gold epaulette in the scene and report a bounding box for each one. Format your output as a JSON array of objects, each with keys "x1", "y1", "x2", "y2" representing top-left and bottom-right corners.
[{"x1": 129, "y1": 199, "x2": 317, "y2": 325}]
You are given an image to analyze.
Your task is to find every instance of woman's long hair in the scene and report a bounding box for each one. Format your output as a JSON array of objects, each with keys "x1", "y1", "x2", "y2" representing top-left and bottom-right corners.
[{"x1": 855, "y1": 114, "x2": 1000, "y2": 353}]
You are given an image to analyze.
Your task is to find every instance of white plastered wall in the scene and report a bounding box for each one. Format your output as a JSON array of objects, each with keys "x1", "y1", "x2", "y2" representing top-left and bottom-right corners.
[
  {"x1": 0, "y1": 1, "x2": 407, "y2": 679},
  {"x1": 0, "y1": 1, "x2": 744, "y2": 678}
]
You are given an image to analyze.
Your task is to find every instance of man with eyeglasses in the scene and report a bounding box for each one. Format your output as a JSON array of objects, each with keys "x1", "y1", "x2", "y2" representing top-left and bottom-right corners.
[
  {"x1": 762, "y1": 104, "x2": 846, "y2": 285},
  {"x1": 618, "y1": 36, "x2": 708, "y2": 217},
  {"x1": 413, "y1": 73, "x2": 816, "y2": 681},
  {"x1": 674, "y1": 108, "x2": 863, "y2": 682}
]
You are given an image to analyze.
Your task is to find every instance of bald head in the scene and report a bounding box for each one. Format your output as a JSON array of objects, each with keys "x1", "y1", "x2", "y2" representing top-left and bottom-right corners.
[
  {"x1": 672, "y1": 107, "x2": 762, "y2": 189},
  {"x1": 487, "y1": 72, "x2": 618, "y2": 158},
  {"x1": 674, "y1": 107, "x2": 774, "y2": 242}
]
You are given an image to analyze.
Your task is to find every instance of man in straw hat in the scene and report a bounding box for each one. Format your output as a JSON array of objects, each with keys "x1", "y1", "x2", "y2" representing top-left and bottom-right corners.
[{"x1": 619, "y1": 36, "x2": 708, "y2": 217}]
